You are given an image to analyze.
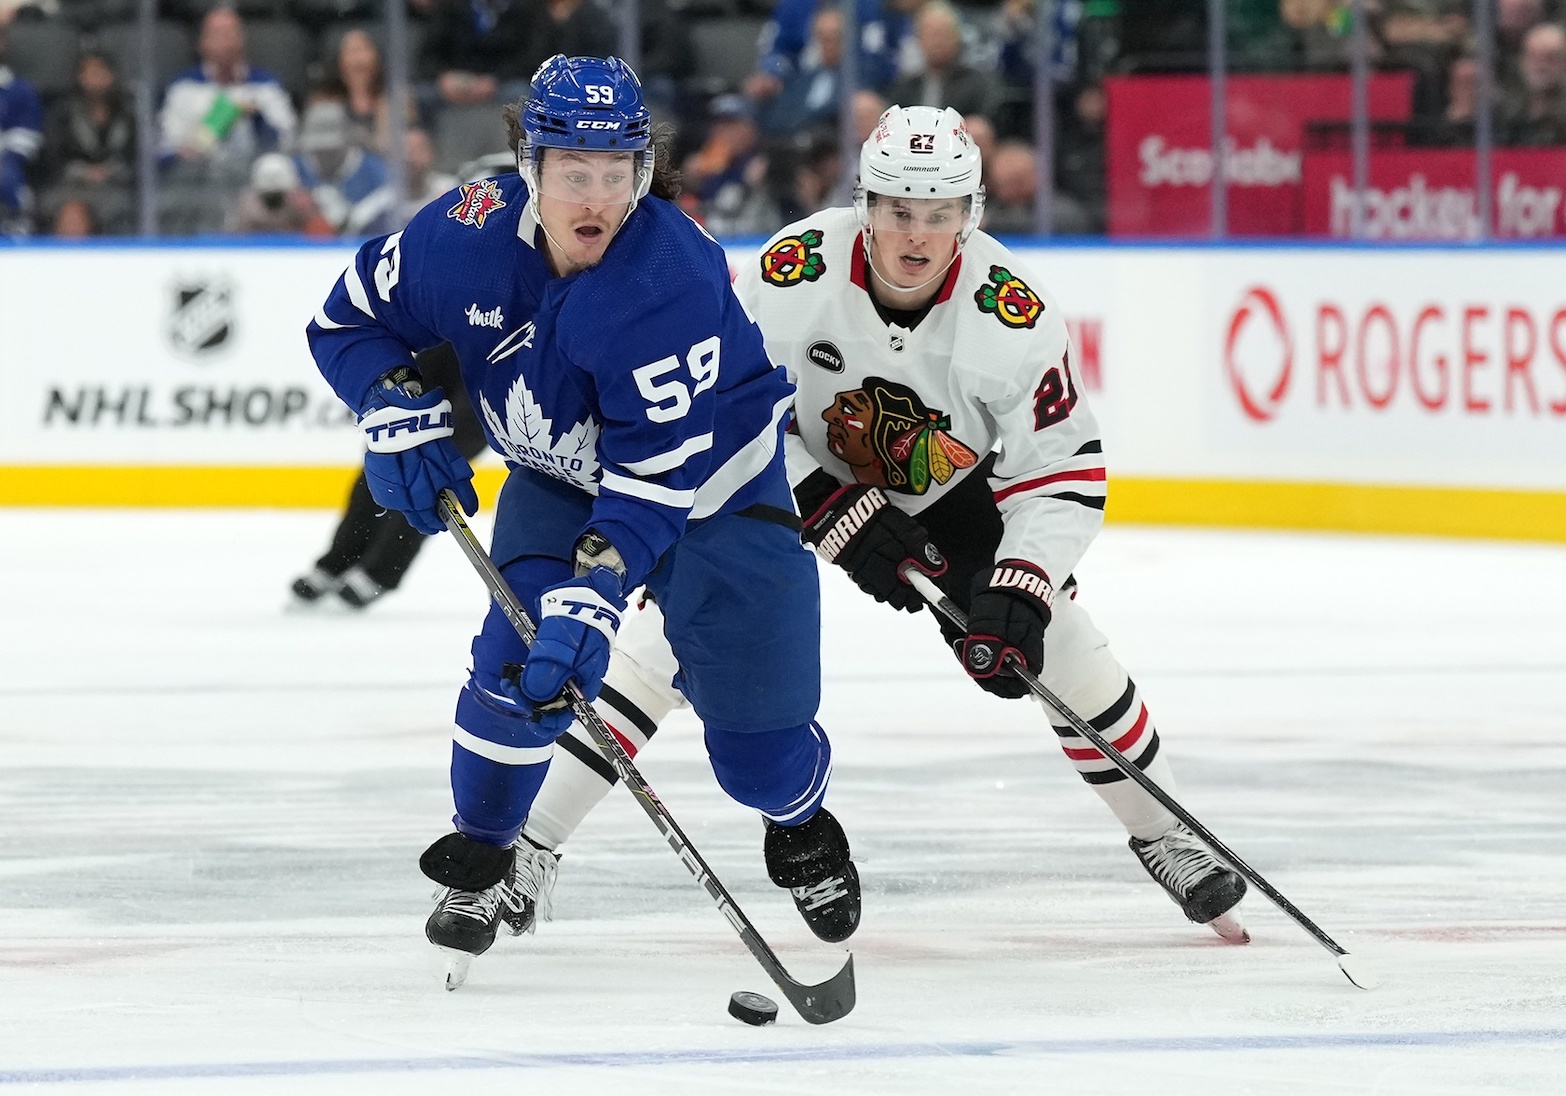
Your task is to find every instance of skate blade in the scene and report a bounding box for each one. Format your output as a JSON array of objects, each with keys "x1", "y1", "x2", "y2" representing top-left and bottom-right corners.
[
  {"x1": 1205, "y1": 910, "x2": 1251, "y2": 944},
  {"x1": 437, "y1": 946, "x2": 475, "y2": 991}
]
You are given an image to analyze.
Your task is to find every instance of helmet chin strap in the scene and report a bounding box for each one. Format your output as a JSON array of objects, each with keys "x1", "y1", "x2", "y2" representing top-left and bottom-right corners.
[
  {"x1": 524, "y1": 170, "x2": 638, "y2": 276},
  {"x1": 863, "y1": 229, "x2": 963, "y2": 300}
]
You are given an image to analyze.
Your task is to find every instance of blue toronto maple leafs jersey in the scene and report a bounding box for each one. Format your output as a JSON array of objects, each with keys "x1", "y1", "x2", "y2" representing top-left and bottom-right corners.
[{"x1": 307, "y1": 175, "x2": 795, "y2": 587}]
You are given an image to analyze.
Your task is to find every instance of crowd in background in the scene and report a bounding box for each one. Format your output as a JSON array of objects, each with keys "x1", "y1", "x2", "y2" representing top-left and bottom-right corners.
[{"x1": 2, "y1": 0, "x2": 1566, "y2": 239}]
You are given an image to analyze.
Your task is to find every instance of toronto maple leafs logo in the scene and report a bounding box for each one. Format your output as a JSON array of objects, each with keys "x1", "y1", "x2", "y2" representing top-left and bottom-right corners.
[{"x1": 479, "y1": 375, "x2": 600, "y2": 491}]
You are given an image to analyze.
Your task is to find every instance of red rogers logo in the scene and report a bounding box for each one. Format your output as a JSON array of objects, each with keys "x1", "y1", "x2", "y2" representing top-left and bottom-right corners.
[{"x1": 1225, "y1": 286, "x2": 1293, "y2": 422}]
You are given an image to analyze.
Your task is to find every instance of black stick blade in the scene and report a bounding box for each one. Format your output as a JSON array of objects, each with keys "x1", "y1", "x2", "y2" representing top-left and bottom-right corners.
[{"x1": 776, "y1": 953, "x2": 855, "y2": 1025}]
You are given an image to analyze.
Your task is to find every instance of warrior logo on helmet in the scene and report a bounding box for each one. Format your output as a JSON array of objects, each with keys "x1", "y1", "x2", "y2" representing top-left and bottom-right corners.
[
  {"x1": 975, "y1": 265, "x2": 1044, "y2": 329},
  {"x1": 760, "y1": 229, "x2": 827, "y2": 287},
  {"x1": 822, "y1": 376, "x2": 978, "y2": 495},
  {"x1": 447, "y1": 180, "x2": 508, "y2": 228}
]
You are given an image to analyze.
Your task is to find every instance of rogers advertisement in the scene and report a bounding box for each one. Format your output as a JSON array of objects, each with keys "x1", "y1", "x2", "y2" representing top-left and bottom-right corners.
[
  {"x1": 1210, "y1": 256, "x2": 1566, "y2": 490},
  {"x1": 1106, "y1": 73, "x2": 1415, "y2": 237},
  {"x1": 1302, "y1": 148, "x2": 1566, "y2": 238}
]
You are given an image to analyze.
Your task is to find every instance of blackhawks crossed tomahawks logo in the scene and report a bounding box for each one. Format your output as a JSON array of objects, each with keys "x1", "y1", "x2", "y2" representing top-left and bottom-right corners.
[
  {"x1": 760, "y1": 229, "x2": 827, "y2": 287},
  {"x1": 975, "y1": 265, "x2": 1044, "y2": 329}
]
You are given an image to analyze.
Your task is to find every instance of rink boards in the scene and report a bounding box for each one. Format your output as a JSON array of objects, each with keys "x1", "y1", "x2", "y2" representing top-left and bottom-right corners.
[{"x1": 1, "y1": 237, "x2": 1563, "y2": 542}]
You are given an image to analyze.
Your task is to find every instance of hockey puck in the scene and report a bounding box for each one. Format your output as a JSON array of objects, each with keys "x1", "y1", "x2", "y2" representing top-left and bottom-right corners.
[{"x1": 728, "y1": 990, "x2": 779, "y2": 1026}]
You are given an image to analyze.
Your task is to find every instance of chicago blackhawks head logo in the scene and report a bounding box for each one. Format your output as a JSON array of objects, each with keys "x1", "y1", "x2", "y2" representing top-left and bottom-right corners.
[
  {"x1": 447, "y1": 180, "x2": 508, "y2": 228},
  {"x1": 822, "y1": 377, "x2": 978, "y2": 495},
  {"x1": 975, "y1": 265, "x2": 1043, "y2": 329},
  {"x1": 760, "y1": 229, "x2": 827, "y2": 287}
]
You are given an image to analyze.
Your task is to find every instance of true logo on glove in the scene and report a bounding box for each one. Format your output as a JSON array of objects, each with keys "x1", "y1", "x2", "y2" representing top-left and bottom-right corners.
[
  {"x1": 558, "y1": 598, "x2": 621, "y2": 629},
  {"x1": 363, "y1": 409, "x2": 454, "y2": 446}
]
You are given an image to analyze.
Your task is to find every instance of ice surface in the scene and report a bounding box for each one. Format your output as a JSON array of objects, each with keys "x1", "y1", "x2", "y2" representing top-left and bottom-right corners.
[{"x1": 2, "y1": 510, "x2": 1564, "y2": 1094}]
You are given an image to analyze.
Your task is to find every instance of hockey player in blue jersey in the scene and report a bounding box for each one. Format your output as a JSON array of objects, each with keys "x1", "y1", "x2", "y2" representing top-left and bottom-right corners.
[{"x1": 306, "y1": 55, "x2": 860, "y2": 985}]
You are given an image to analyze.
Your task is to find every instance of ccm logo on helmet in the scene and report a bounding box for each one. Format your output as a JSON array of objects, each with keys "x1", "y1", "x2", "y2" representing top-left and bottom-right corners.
[{"x1": 576, "y1": 120, "x2": 622, "y2": 130}]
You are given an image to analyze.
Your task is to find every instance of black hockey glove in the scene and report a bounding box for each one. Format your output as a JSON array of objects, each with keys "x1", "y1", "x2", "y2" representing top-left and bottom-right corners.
[
  {"x1": 799, "y1": 476, "x2": 946, "y2": 613},
  {"x1": 959, "y1": 560, "x2": 1054, "y2": 699}
]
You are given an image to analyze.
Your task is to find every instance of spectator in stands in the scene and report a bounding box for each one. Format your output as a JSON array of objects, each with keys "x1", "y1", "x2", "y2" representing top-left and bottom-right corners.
[
  {"x1": 0, "y1": 22, "x2": 42, "y2": 235},
  {"x1": 1378, "y1": 0, "x2": 1468, "y2": 57},
  {"x1": 1414, "y1": 50, "x2": 1480, "y2": 146},
  {"x1": 292, "y1": 100, "x2": 395, "y2": 236},
  {"x1": 962, "y1": 109, "x2": 995, "y2": 171},
  {"x1": 751, "y1": 0, "x2": 911, "y2": 103},
  {"x1": 1278, "y1": 0, "x2": 1366, "y2": 71},
  {"x1": 0, "y1": 0, "x2": 56, "y2": 26},
  {"x1": 420, "y1": 0, "x2": 537, "y2": 111},
  {"x1": 636, "y1": 0, "x2": 695, "y2": 116},
  {"x1": 517, "y1": 0, "x2": 619, "y2": 86},
  {"x1": 770, "y1": 128, "x2": 840, "y2": 223},
  {"x1": 41, "y1": 51, "x2": 135, "y2": 195},
  {"x1": 1056, "y1": 80, "x2": 1105, "y2": 233},
  {"x1": 762, "y1": 4, "x2": 848, "y2": 137},
  {"x1": 852, "y1": 87, "x2": 889, "y2": 143},
  {"x1": 981, "y1": 139, "x2": 1036, "y2": 235},
  {"x1": 329, "y1": 29, "x2": 392, "y2": 152},
  {"x1": 1495, "y1": 0, "x2": 1545, "y2": 91},
  {"x1": 682, "y1": 93, "x2": 777, "y2": 235},
  {"x1": 158, "y1": 7, "x2": 297, "y2": 178},
  {"x1": 992, "y1": 0, "x2": 1080, "y2": 137},
  {"x1": 886, "y1": 1, "x2": 1001, "y2": 124},
  {"x1": 228, "y1": 150, "x2": 334, "y2": 235},
  {"x1": 50, "y1": 195, "x2": 96, "y2": 238},
  {"x1": 1503, "y1": 22, "x2": 1566, "y2": 145},
  {"x1": 396, "y1": 126, "x2": 459, "y2": 226}
]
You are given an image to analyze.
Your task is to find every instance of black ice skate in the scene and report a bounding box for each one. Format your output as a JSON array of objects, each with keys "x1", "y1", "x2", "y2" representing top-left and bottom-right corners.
[
  {"x1": 421, "y1": 833, "x2": 559, "y2": 989},
  {"x1": 1129, "y1": 821, "x2": 1249, "y2": 944},
  {"x1": 289, "y1": 566, "x2": 340, "y2": 605},
  {"x1": 335, "y1": 567, "x2": 387, "y2": 610},
  {"x1": 764, "y1": 808, "x2": 861, "y2": 943}
]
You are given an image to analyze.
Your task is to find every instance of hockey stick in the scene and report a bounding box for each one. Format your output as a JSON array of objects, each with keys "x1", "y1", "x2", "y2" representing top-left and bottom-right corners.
[
  {"x1": 436, "y1": 490, "x2": 856, "y2": 1023},
  {"x1": 900, "y1": 565, "x2": 1379, "y2": 991}
]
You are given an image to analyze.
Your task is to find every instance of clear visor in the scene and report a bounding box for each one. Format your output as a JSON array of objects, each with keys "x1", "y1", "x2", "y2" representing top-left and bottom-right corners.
[
  {"x1": 865, "y1": 194, "x2": 971, "y2": 236},
  {"x1": 527, "y1": 147, "x2": 647, "y2": 207}
]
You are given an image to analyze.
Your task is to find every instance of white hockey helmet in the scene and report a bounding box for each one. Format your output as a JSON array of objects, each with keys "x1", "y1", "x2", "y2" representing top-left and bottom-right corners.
[{"x1": 855, "y1": 105, "x2": 985, "y2": 244}]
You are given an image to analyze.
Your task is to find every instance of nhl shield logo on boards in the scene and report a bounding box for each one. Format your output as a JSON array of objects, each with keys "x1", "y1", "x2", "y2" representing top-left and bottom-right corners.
[
  {"x1": 806, "y1": 340, "x2": 845, "y2": 372},
  {"x1": 167, "y1": 277, "x2": 234, "y2": 359}
]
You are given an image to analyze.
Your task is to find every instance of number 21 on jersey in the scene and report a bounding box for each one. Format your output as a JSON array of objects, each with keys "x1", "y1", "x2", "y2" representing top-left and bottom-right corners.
[{"x1": 1033, "y1": 349, "x2": 1079, "y2": 430}]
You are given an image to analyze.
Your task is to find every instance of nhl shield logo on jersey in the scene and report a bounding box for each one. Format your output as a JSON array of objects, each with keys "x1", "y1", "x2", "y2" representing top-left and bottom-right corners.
[
  {"x1": 823, "y1": 376, "x2": 978, "y2": 495},
  {"x1": 975, "y1": 265, "x2": 1044, "y2": 329},
  {"x1": 447, "y1": 180, "x2": 508, "y2": 228},
  {"x1": 167, "y1": 276, "x2": 234, "y2": 358},
  {"x1": 760, "y1": 229, "x2": 827, "y2": 287}
]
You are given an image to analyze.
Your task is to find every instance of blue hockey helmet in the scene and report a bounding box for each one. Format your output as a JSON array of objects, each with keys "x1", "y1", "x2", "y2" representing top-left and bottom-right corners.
[{"x1": 518, "y1": 55, "x2": 655, "y2": 211}]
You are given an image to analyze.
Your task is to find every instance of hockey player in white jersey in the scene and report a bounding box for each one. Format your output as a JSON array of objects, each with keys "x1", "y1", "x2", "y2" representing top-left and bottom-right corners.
[{"x1": 514, "y1": 105, "x2": 1248, "y2": 944}]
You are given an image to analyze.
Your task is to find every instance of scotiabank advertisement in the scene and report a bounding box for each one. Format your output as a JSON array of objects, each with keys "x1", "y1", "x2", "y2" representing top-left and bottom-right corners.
[
  {"x1": 1105, "y1": 73, "x2": 1415, "y2": 236},
  {"x1": 1303, "y1": 148, "x2": 1566, "y2": 238}
]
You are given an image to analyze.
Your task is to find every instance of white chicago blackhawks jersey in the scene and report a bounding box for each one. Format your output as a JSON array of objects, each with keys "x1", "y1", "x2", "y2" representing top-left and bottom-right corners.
[{"x1": 734, "y1": 207, "x2": 1106, "y2": 590}]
